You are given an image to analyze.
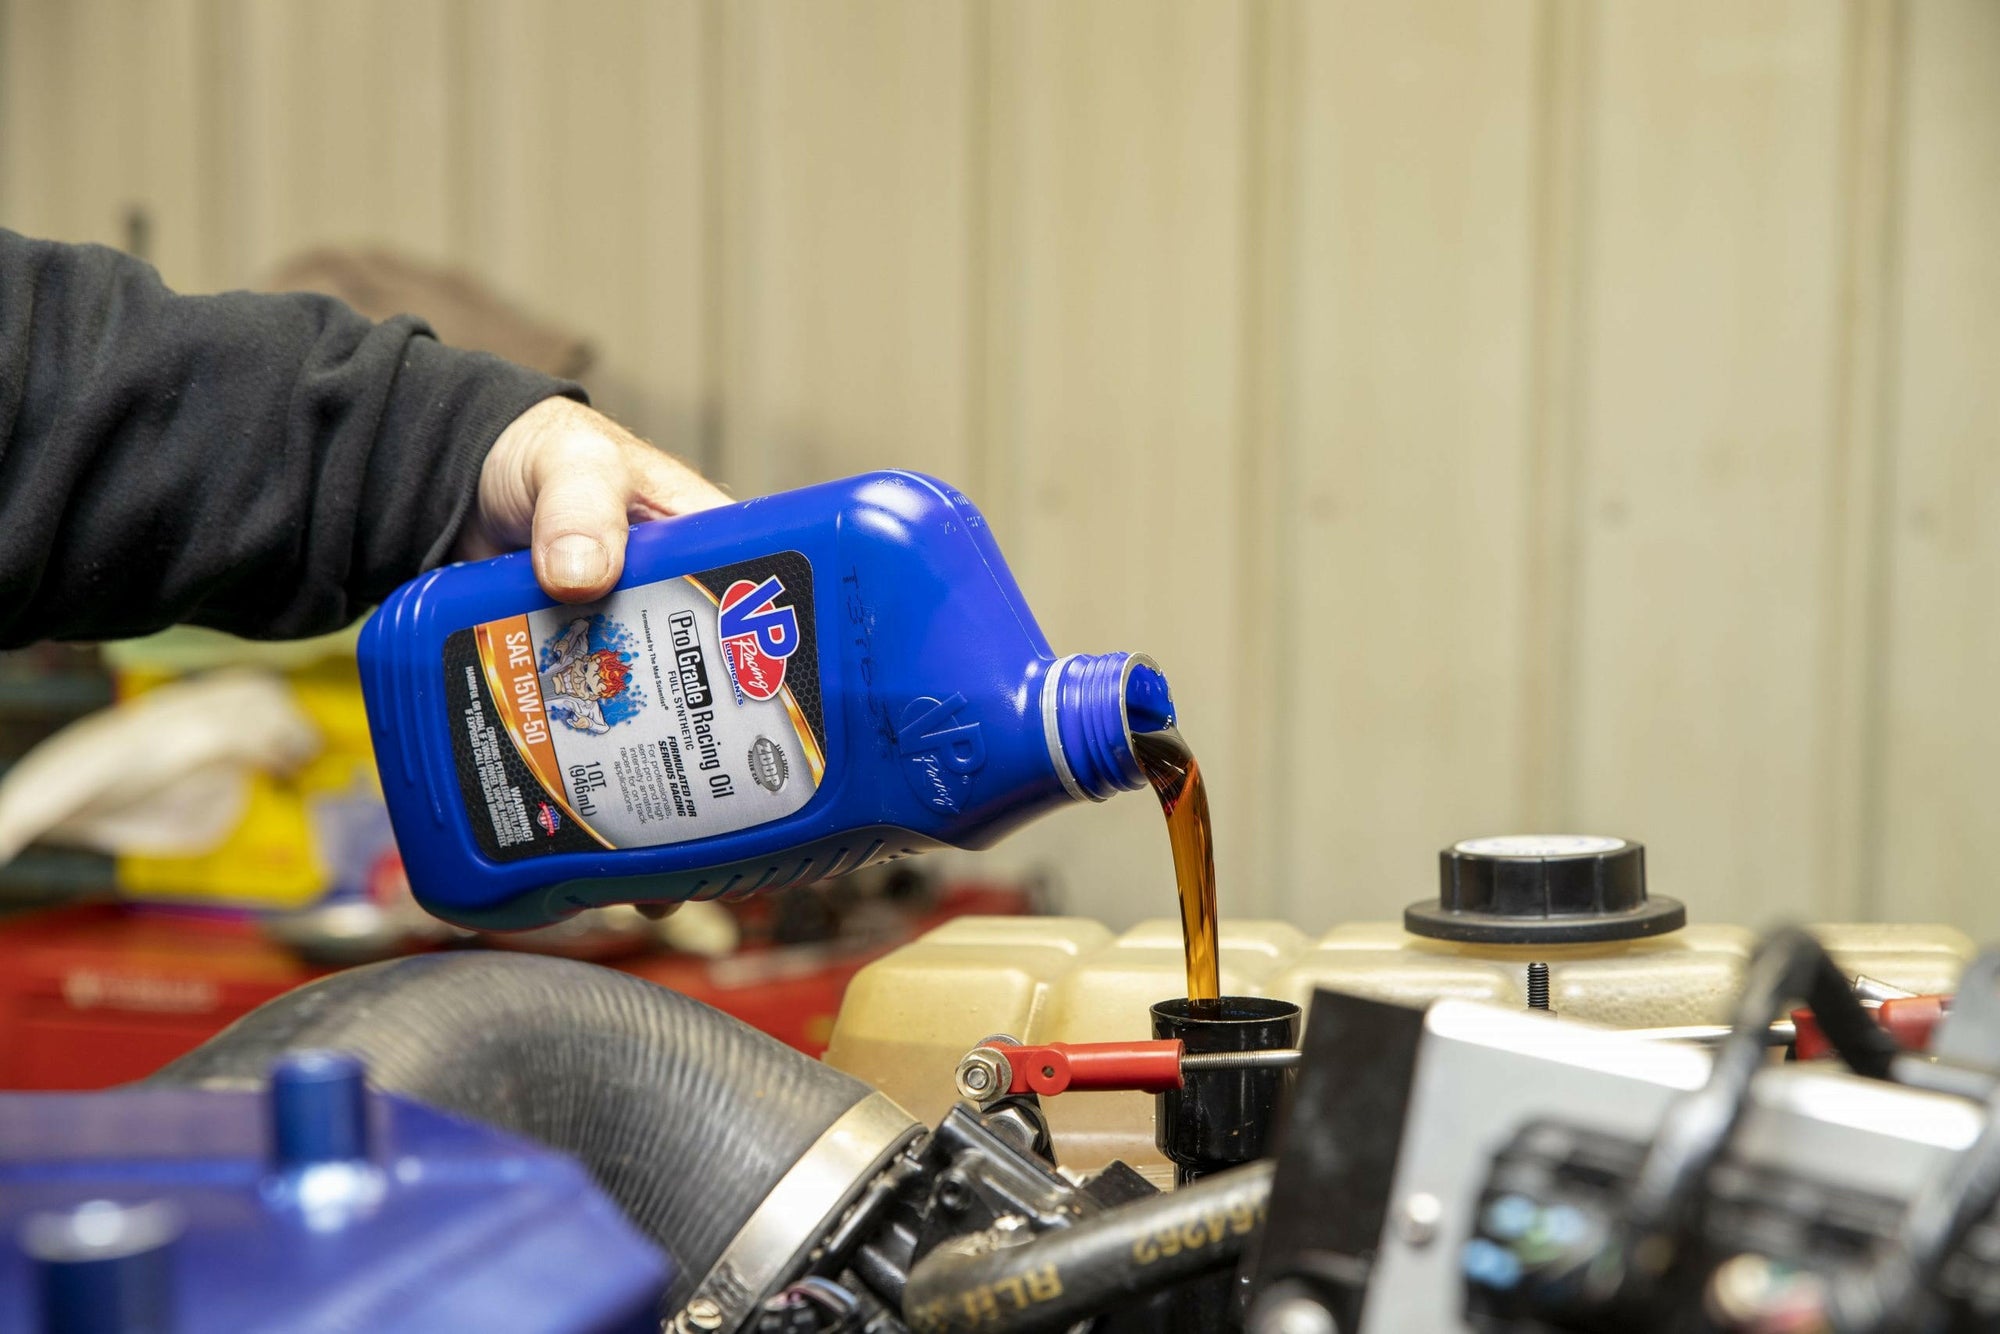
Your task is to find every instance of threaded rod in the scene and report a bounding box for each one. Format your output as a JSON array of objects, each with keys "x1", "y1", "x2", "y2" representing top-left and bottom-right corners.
[
  {"x1": 1527, "y1": 961, "x2": 1552, "y2": 1011},
  {"x1": 1179, "y1": 1049, "x2": 1302, "y2": 1074}
]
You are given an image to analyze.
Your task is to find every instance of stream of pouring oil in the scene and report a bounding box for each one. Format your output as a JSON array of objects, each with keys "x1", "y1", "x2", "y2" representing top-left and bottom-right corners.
[{"x1": 1132, "y1": 727, "x2": 1220, "y2": 1002}]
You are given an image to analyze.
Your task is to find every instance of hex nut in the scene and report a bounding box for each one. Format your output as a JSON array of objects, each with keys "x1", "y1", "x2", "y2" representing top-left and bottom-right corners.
[{"x1": 953, "y1": 1047, "x2": 1012, "y2": 1104}]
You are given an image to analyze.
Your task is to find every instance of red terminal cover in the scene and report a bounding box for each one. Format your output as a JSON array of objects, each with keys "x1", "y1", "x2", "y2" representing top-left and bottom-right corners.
[
  {"x1": 1792, "y1": 996, "x2": 1948, "y2": 1062},
  {"x1": 1002, "y1": 1040, "x2": 1186, "y2": 1096}
]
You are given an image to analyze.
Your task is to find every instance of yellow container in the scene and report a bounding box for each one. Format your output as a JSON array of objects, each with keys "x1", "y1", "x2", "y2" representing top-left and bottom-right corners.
[{"x1": 110, "y1": 629, "x2": 393, "y2": 912}]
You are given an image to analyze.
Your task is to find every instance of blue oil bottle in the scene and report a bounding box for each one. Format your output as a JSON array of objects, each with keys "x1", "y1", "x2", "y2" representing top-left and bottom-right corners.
[{"x1": 358, "y1": 471, "x2": 1175, "y2": 930}]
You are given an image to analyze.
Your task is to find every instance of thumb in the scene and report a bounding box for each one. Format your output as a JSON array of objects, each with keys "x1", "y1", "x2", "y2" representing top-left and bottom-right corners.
[{"x1": 529, "y1": 438, "x2": 633, "y2": 603}]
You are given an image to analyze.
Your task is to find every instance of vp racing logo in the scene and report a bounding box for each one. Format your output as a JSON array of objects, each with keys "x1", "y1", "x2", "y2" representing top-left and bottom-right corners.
[
  {"x1": 899, "y1": 694, "x2": 986, "y2": 814},
  {"x1": 717, "y1": 576, "x2": 800, "y2": 704}
]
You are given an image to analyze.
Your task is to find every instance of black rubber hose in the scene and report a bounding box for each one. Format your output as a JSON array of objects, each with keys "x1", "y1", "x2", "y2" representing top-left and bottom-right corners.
[
  {"x1": 149, "y1": 951, "x2": 874, "y2": 1307},
  {"x1": 1627, "y1": 927, "x2": 1900, "y2": 1252},
  {"x1": 901, "y1": 1160, "x2": 1273, "y2": 1334}
]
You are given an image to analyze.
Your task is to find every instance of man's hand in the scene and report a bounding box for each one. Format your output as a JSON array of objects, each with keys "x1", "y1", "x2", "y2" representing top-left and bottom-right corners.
[{"x1": 459, "y1": 396, "x2": 730, "y2": 603}]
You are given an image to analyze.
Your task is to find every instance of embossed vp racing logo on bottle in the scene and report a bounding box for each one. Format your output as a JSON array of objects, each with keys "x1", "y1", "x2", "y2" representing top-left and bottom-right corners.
[{"x1": 899, "y1": 694, "x2": 986, "y2": 813}]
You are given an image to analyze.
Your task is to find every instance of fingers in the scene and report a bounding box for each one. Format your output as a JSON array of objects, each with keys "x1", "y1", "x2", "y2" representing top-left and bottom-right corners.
[
  {"x1": 469, "y1": 396, "x2": 731, "y2": 604},
  {"x1": 527, "y1": 432, "x2": 632, "y2": 603},
  {"x1": 626, "y1": 443, "x2": 733, "y2": 519}
]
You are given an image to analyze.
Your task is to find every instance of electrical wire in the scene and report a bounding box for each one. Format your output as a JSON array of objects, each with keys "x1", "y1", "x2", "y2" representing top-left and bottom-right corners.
[
  {"x1": 767, "y1": 1274, "x2": 865, "y2": 1328},
  {"x1": 1626, "y1": 928, "x2": 1901, "y2": 1266}
]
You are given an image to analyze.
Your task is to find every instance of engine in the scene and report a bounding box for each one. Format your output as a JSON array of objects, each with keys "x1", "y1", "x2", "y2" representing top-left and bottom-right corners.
[{"x1": 5, "y1": 836, "x2": 1998, "y2": 1334}]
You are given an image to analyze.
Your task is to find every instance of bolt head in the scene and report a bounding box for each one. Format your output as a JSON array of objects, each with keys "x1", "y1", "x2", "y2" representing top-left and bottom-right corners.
[
  {"x1": 679, "y1": 1296, "x2": 725, "y2": 1331},
  {"x1": 954, "y1": 1048, "x2": 1011, "y2": 1103},
  {"x1": 936, "y1": 1171, "x2": 973, "y2": 1213},
  {"x1": 1253, "y1": 1295, "x2": 1338, "y2": 1334},
  {"x1": 1395, "y1": 1192, "x2": 1443, "y2": 1248},
  {"x1": 22, "y1": 1198, "x2": 182, "y2": 1265}
]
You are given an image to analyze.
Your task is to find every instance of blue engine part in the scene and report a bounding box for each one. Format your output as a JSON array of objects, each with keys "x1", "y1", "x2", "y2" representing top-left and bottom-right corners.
[{"x1": 0, "y1": 1052, "x2": 672, "y2": 1333}]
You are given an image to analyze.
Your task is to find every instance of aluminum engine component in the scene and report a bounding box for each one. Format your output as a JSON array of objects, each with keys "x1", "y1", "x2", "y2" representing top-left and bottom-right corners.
[{"x1": 1246, "y1": 943, "x2": 2000, "y2": 1334}]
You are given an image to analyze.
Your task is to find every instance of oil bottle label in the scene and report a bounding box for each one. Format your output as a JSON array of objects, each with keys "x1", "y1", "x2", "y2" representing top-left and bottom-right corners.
[{"x1": 443, "y1": 552, "x2": 826, "y2": 862}]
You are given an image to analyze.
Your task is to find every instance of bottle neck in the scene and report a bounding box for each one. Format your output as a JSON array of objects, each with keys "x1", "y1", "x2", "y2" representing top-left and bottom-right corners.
[{"x1": 1042, "y1": 652, "x2": 1175, "y2": 802}]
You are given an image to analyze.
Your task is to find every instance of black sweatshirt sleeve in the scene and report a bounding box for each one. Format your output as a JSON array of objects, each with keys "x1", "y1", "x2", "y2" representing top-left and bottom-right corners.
[{"x1": 0, "y1": 228, "x2": 582, "y2": 648}]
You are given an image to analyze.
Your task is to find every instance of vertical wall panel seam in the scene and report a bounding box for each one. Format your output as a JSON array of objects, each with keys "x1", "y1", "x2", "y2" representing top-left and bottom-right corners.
[
  {"x1": 1842, "y1": 0, "x2": 1911, "y2": 920},
  {"x1": 697, "y1": 0, "x2": 728, "y2": 484},
  {"x1": 973, "y1": 1, "x2": 1023, "y2": 546},
  {"x1": 208, "y1": 0, "x2": 245, "y2": 287},
  {"x1": 1521, "y1": 0, "x2": 1595, "y2": 829},
  {"x1": 965, "y1": 0, "x2": 992, "y2": 524},
  {"x1": 49, "y1": 6, "x2": 75, "y2": 240},
  {"x1": 187, "y1": 0, "x2": 221, "y2": 290},
  {"x1": 441, "y1": 0, "x2": 471, "y2": 263},
  {"x1": 1241, "y1": 0, "x2": 1301, "y2": 918},
  {"x1": 0, "y1": 3, "x2": 12, "y2": 222},
  {"x1": 1815, "y1": 0, "x2": 1907, "y2": 918},
  {"x1": 1233, "y1": 0, "x2": 1272, "y2": 919},
  {"x1": 1862, "y1": 0, "x2": 1911, "y2": 920}
]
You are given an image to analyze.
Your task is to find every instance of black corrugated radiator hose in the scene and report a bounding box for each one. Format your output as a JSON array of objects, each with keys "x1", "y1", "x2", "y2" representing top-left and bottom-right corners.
[
  {"x1": 148, "y1": 951, "x2": 912, "y2": 1312},
  {"x1": 901, "y1": 1159, "x2": 1275, "y2": 1334}
]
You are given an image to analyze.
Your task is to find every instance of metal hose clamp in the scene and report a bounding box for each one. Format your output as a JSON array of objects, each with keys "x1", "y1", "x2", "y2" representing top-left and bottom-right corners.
[{"x1": 674, "y1": 1091, "x2": 922, "y2": 1332}]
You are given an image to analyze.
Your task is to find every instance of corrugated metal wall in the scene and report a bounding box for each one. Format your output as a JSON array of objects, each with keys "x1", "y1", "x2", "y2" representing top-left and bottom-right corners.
[{"x1": 3, "y1": 0, "x2": 1996, "y2": 936}]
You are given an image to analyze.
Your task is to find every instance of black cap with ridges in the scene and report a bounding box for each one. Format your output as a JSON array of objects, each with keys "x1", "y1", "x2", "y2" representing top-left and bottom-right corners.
[{"x1": 1404, "y1": 835, "x2": 1684, "y2": 945}]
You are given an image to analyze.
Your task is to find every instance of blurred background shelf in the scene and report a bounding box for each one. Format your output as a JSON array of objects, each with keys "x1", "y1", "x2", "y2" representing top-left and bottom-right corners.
[{"x1": 0, "y1": 881, "x2": 1030, "y2": 1090}]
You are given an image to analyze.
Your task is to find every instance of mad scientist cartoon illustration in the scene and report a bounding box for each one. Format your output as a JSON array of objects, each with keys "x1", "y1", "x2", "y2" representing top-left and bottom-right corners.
[{"x1": 541, "y1": 616, "x2": 641, "y2": 736}]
